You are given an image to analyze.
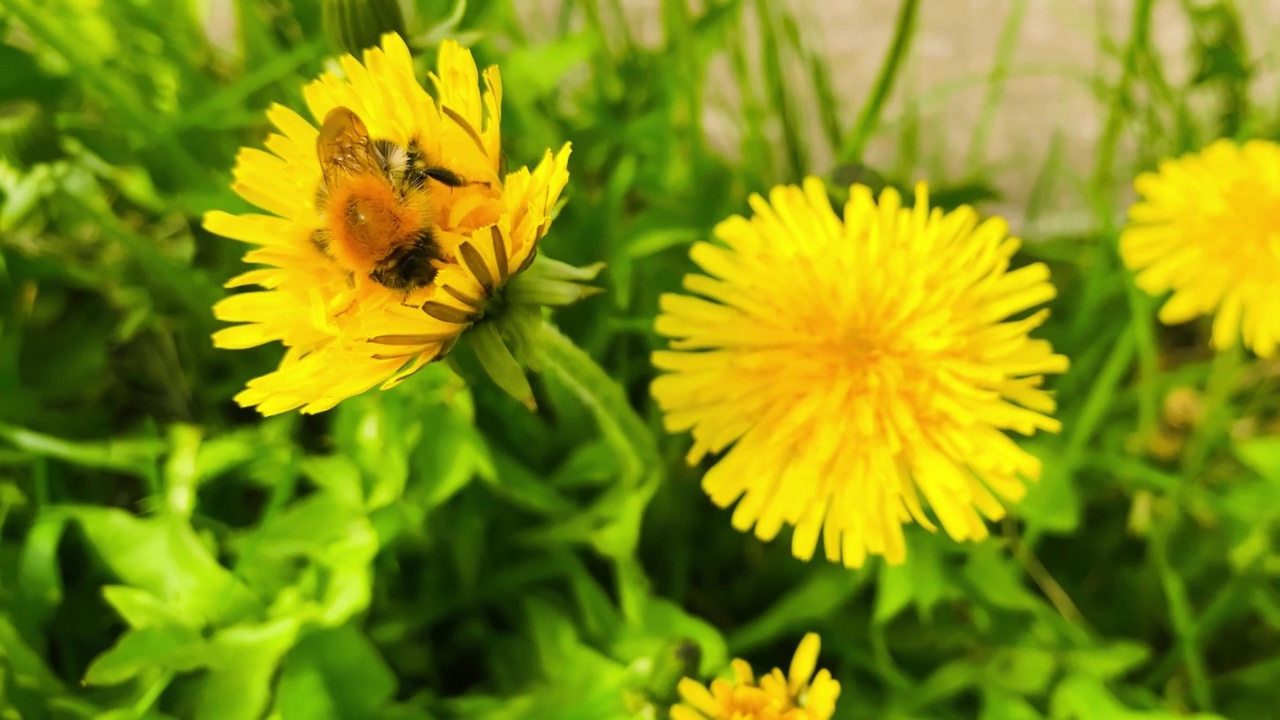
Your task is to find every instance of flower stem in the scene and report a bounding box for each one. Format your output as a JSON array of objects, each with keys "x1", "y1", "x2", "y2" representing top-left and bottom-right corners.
[
  {"x1": 534, "y1": 320, "x2": 661, "y2": 487},
  {"x1": 1149, "y1": 517, "x2": 1215, "y2": 711},
  {"x1": 1091, "y1": 0, "x2": 1154, "y2": 215},
  {"x1": 1124, "y1": 277, "x2": 1161, "y2": 450},
  {"x1": 963, "y1": 0, "x2": 1027, "y2": 175},
  {"x1": 842, "y1": 0, "x2": 920, "y2": 163},
  {"x1": 1181, "y1": 343, "x2": 1244, "y2": 482},
  {"x1": 1064, "y1": 327, "x2": 1136, "y2": 462}
]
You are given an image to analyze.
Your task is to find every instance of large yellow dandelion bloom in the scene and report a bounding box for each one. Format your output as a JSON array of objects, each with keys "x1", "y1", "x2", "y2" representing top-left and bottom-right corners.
[
  {"x1": 671, "y1": 633, "x2": 839, "y2": 720},
  {"x1": 652, "y1": 179, "x2": 1068, "y2": 567},
  {"x1": 1120, "y1": 139, "x2": 1280, "y2": 358},
  {"x1": 205, "y1": 34, "x2": 571, "y2": 414}
]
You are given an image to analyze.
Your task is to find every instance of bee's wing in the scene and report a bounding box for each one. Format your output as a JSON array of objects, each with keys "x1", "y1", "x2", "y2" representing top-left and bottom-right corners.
[{"x1": 317, "y1": 107, "x2": 379, "y2": 181}]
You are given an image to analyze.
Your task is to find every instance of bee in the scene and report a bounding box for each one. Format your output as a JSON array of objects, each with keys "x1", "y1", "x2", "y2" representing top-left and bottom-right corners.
[{"x1": 311, "y1": 106, "x2": 471, "y2": 292}]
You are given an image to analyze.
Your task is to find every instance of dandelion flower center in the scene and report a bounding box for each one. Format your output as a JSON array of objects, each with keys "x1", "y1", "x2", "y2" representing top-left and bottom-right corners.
[{"x1": 652, "y1": 178, "x2": 1068, "y2": 567}]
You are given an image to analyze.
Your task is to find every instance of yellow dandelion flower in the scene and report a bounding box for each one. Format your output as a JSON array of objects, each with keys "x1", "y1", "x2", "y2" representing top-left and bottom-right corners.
[
  {"x1": 205, "y1": 33, "x2": 579, "y2": 415},
  {"x1": 1120, "y1": 138, "x2": 1280, "y2": 358},
  {"x1": 671, "y1": 633, "x2": 839, "y2": 720},
  {"x1": 652, "y1": 179, "x2": 1068, "y2": 567}
]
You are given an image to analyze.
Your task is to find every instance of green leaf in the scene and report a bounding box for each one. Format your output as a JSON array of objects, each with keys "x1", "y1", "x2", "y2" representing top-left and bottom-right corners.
[
  {"x1": 729, "y1": 566, "x2": 867, "y2": 653},
  {"x1": 83, "y1": 625, "x2": 207, "y2": 686},
  {"x1": 1236, "y1": 437, "x2": 1280, "y2": 483},
  {"x1": 66, "y1": 507, "x2": 259, "y2": 627},
  {"x1": 614, "y1": 559, "x2": 727, "y2": 677},
  {"x1": 982, "y1": 689, "x2": 1044, "y2": 720},
  {"x1": 910, "y1": 659, "x2": 982, "y2": 709},
  {"x1": 873, "y1": 559, "x2": 913, "y2": 624},
  {"x1": 16, "y1": 512, "x2": 69, "y2": 626},
  {"x1": 234, "y1": 492, "x2": 378, "y2": 626},
  {"x1": 589, "y1": 482, "x2": 657, "y2": 559},
  {"x1": 562, "y1": 554, "x2": 620, "y2": 637},
  {"x1": 240, "y1": 492, "x2": 363, "y2": 555},
  {"x1": 985, "y1": 647, "x2": 1057, "y2": 695},
  {"x1": 484, "y1": 451, "x2": 575, "y2": 516},
  {"x1": 1049, "y1": 674, "x2": 1126, "y2": 720},
  {"x1": 534, "y1": 321, "x2": 659, "y2": 490},
  {"x1": 276, "y1": 625, "x2": 397, "y2": 720},
  {"x1": 1063, "y1": 641, "x2": 1149, "y2": 681},
  {"x1": 274, "y1": 662, "x2": 336, "y2": 720},
  {"x1": 413, "y1": 403, "x2": 494, "y2": 509},
  {"x1": 101, "y1": 585, "x2": 189, "y2": 629},
  {"x1": 1017, "y1": 445, "x2": 1081, "y2": 533},
  {"x1": 906, "y1": 534, "x2": 948, "y2": 618},
  {"x1": 0, "y1": 423, "x2": 163, "y2": 479},
  {"x1": 550, "y1": 441, "x2": 618, "y2": 489},
  {"x1": 524, "y1": 597, "x2": 582, "y2": 676},
  {"x1": 1048, "y1": 673, "x2": 1229, "y2": 720},
  {"x1": 193, "y1": 430, "x2": 259, "y2": 484},
  {"x1": 334, "y1": 395, "x2": 413, "y2": 509},
  {"x1": 498, "y1": 598, "x2": 631, "y2": 719},
  {"x1": 447, "y1": 501, "x2": 488, "y2": 592},
  {"x1": 963, "y1": 544, "x2": 1041, "y2": 611},
  {"x1": 196, "y1": 619, "x2": 300, "y2": 720},
  {"x1": 300, "y1": 455, "x2": 365, "y2": 509},
  {"x1": 0, "y1": 167, "x2": 48, "y2": 230},
  {"x1": 0, "y1": 616, "x2": 63, "y2": 694}
]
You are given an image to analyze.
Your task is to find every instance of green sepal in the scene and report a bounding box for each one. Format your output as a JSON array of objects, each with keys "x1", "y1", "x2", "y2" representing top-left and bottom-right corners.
[
  {"x1": 465, "y1": 321, "x2": 536, "y2": 411},
  {"x1": 505, "y1": 255, "x2": 605, "y2": 308}
]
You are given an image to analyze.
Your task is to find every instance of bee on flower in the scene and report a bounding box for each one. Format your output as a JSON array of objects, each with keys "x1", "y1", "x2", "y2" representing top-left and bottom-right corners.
[{"x1": 206, "y1": 34, "x2": 596, "y2": 415}]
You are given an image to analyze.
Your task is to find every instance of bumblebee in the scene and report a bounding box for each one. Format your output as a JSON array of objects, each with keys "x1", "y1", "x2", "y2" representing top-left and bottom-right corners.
[{"x1": 311, "y1": 106, "x2": 469, "y2": 291}]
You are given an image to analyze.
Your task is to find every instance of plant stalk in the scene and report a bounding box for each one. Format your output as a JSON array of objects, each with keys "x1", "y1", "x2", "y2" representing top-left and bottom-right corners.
[{"x1": 842, "y1": 0, "x2": 920, "y2": 163}]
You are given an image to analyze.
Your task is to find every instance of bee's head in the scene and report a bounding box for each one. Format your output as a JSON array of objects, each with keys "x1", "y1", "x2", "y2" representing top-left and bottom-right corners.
[{"x1": 372, "y1": 139, "x2": 411, "y2": 186}]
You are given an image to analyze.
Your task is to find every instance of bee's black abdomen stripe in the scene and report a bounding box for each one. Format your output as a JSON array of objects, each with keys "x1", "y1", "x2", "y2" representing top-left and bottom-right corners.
[{"x1": 369, "y1": 228, "x2": 444, "y2": 291}]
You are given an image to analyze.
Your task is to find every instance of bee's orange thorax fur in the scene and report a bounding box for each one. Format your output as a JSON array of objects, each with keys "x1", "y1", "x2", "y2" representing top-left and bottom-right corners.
[{"x1": 324, "y1": 172, "x2": 437, "y2": 275}]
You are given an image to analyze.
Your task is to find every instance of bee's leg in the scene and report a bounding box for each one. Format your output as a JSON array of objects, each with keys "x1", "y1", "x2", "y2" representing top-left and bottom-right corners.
[{"x1": 310, "y1": 229, "x2": 328, "y2": 252}]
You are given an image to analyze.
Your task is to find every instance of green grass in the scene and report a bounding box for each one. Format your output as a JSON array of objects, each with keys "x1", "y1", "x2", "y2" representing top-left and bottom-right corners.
[{"x1": 2, "y1": 0, "x2": 1280, "y2": 718}]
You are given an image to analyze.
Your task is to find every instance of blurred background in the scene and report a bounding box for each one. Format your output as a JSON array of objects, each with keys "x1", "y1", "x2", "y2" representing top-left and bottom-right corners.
[
  {"x1": 528, "y1": 0, "x2": 1280, "y2": 231},
  {"x1": 2, "y1": 0, "x2": 1280, "y2": 719}
]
